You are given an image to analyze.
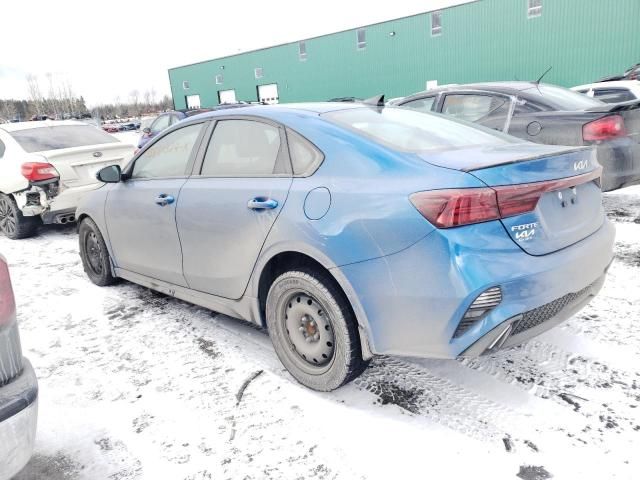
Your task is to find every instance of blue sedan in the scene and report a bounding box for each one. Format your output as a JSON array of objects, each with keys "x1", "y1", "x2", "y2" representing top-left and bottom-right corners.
[{"x1": 77, "y1": 103, "x2": 614, "y2": 391}]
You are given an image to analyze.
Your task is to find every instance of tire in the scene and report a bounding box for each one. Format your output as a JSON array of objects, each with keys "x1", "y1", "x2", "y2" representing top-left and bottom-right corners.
[
  {"x1": 266, "y1": 268, "x2": 369, "y2": 391},
  {"x1": 78, "y1": 217, "x2": 117, "y2": 286},
  {"x1": 0, "y1": 193, "x2": 39, "y2": 239}
]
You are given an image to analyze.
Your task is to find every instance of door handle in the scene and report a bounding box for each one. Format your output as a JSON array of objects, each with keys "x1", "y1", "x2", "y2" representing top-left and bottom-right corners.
[
  {"x1": 247, "y1": 197, "x2": 278, "y2": 210},
  {"x1": 155, "y1": 194, "x2": 175, "y2": 206}
]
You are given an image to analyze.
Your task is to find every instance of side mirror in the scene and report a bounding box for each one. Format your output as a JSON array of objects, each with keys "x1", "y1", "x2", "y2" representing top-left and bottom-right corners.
[
  {"x1": 143, "y1": 127, "x2": 151, "y2": 134},
  {"x1": 97, "y1": 165, "x2": 122, "y2": 183}
]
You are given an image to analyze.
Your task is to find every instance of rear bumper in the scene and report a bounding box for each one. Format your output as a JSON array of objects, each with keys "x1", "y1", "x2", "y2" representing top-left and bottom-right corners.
[
  {"x1": 461, "y1": 271, "x2": 607, "y2": 357},
  {"x1": 335, "y1": 218, "x2": 615, "y2": 359},
  {"x1": 596, "y1": 139, "x2": 640, "y2": 191},
  {"x1": 0, "y1": 358, "x2": 38, "y2": 480},
  {"x1": 46, "y1": 183, "x2": 102, "y2": 217}
]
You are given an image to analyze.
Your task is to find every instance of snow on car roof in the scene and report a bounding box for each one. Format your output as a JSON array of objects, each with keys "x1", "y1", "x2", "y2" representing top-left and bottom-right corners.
[
  {"x1": 571, "y1": 80, "x2": 640, "y2": 91},
  {"x1": 0, "y1": 119, "x2": 89, "y2": 133}
]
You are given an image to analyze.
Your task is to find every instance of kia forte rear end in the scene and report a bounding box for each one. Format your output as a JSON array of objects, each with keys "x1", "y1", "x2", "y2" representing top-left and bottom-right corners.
[{"x1": 325, "y1": 107, "x2": 615, "y2": 359}]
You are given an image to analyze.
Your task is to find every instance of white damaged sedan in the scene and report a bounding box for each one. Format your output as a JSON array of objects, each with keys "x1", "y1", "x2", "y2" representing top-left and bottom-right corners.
[{"x1": 0, "y1": 121, "x2": 134, "y2": 239}]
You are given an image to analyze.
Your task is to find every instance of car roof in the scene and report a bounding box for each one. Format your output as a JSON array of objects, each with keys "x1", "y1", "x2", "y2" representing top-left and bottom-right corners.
[
  {"x1": 189, "y1": 102, "x2": 366, "y2": 121},
  {"x1": 0, "y1": 119, "x2": 89, "y2": 133},
  {"x1": 404, "y1": 81, "x2": 549, "y2": 98}
]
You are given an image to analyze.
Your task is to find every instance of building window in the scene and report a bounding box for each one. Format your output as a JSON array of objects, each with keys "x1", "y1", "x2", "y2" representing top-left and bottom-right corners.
[
  {"x1": 528, "y1": 0, "x2": 542, "y2": 18},
  {"x1": 215, "y1": 74, "x2": 223, "y2": 85},
  {"x1": 299, "y1": 41, "x2": 307, "y2": 61},
  {"x1": 356, "y1": 28, "x2": 366, "y2": 49},
  {"x1": 254, "y1": 67, "x2": 264, "y2": 79},
  {"x1": 182, "y1": 80, "x2": 190, "y2": 90},
  {"x1": 431, "y1": 11, "x2": 442, "y2": 36}
]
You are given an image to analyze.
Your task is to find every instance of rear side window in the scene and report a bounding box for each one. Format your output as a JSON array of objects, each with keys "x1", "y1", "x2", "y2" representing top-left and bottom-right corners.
[
  {"x1": 592, "y1": 88, "x2": 637, "y2": 103},
  {"x1": 442, "y1": 94, "x2": 510, "y2": 122},
  {"x1": 531, "y1": 84, "x2": 604, "y2": 110},
  {"x1": 150, "y1": 115, "x2": 171, "y2": 134},
  {"x1": 402, "y1": 97, "x2": 436, "y2": 113},
  {"x1": 324, "y1": 107, "x2": 517, "y2": 153},
  {"x1": 10, "y1": 125, "x2": 118, "y2": 153},
  {"x1": 286, "y1": 128, "x2": 323, "y2": 175},
  {"x1": 201, "y1": 120, "x2": 283, "y2": 176},
  {"x1": 132, "y1": 123, "x2": 203, "y2": 179}
]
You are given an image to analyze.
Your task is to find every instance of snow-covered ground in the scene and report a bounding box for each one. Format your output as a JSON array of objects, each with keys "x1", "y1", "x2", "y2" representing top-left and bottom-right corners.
[{"x1": 2, "y1": 187, "x2": 639, "y2": 480}]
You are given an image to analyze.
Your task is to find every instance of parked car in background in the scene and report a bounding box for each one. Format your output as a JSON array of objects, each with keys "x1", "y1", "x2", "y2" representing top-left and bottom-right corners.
[
  {"x1": 597, "y1": 63, "x2": 640, "y2": 82},
  {"x1": 137, "y1": 104, "x2": 253, "y2": 149},
  {"x1": 77, "y1": 103, "x2": 613, "y2": 391},
  {"x1": 391, "y1": 82, "x2": 640, "y2": 191},
  {"x1": 0, "y1": 120, "x2": 135, "y2": 238},
  {"x1": 119, "y1": 122, "x2": 138, "y2": 131},
  {"x1": 572, "y1": 80, "x2": 640, "y2": 103},
  {"x1": 102, "y1": 123, "x2": 120, "y2": 133},
  {"x1": 0, "y1": 254, "x2": 38, "y2": 480},
  {"x1": 137, "y1": 109, "x2": 211, "y2": 149},
  {"x1": 328, "y1": 97, "x2": 362, "y2": 102}
]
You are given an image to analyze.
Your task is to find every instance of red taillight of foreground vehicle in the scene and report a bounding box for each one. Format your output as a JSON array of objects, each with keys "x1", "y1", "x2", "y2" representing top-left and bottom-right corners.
[
  {"x1": 583, "y1": 115, "x2": 627, "y2": 141},
  {"x1": 410, "y1": 167, "x2": 603, "y2": 228},
  {"x1": 0, "y1": 257, "x2": 16, "y2": 327},
  {"x1": 21, "y1": 162, "x2": 59, "y2": 182},
  {"x1": 409, "y1": 188, "x2": 501, "y2": 228}
]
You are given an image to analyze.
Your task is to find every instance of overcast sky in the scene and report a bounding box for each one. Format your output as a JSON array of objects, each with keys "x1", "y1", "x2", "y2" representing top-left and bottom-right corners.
[{"x1": 0, "y1": 0, "x2": 470, "y2": 107}]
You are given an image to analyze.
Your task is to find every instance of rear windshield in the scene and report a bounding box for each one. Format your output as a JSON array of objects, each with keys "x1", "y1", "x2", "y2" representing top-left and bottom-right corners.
[
  {"x1": 10, "y1": 125, "x2": 119, "y2": 153},
  {"x1": 529, "y1": 84, "x2": 604, "y2": 110},
  {"x1": 323, "y1": 107, "x2": 518, "y2": 152}
]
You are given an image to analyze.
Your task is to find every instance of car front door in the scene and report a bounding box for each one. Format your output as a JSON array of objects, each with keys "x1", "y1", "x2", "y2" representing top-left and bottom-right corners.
[
  {"x1": 177, "y1": 117, "x2": 292, "y2": 299},
  {"x1": 105, "y1": 122, "x2": 206, "y2": 286}
]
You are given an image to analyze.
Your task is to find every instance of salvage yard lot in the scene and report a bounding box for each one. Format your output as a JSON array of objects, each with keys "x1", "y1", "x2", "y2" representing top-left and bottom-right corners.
[{"x1": 4, "y1": 187, "x2": 640, "y2": 480}]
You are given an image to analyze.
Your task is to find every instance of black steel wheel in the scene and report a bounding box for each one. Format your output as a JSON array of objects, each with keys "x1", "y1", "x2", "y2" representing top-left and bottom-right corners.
[
  {"x1": 78, "y1": 217, "x2": 116, "y2": 286},
  {"x1": 266, "y1": 268, "x2": 368, "y2": 391},
  {"x1": 0, "y1": 193, "x2": 39, "y2": 240}
]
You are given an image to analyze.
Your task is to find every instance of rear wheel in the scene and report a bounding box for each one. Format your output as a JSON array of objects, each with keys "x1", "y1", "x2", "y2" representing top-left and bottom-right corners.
[
  {"x1": 266, "y1": 269, "x2": 368, "y2": 391},
  {"x1": 79, "y1": 218, "x2": 116, "y2": 286},
  {"x1": 0, "y1": 194, "x2": 39, "y2": 239}
]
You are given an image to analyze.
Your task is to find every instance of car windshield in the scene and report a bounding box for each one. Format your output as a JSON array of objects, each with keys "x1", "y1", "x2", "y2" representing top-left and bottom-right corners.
[
  {"x1": 10, "y1": 125, "x2": 119, "y2": 153},
  {"x1": 323, "y1": 107, "x2": 519, "y2": 152},
  {"x1": 526, "y1": 84, "x2": 604, "y2": 110}
]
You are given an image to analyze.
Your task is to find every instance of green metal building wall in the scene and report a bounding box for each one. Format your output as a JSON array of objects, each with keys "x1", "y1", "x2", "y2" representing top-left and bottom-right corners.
[{"x1": 169, "y1": 0, "x2": 640, "y2": 109}]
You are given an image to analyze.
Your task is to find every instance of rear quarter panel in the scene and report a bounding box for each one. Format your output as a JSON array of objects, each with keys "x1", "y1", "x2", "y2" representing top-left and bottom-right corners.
[
  {"x1": 253, "y1": 113, "x2": 488, "y2": 272},
  {"x1": 0, "y1": 132, "x2": 29, "y2": 194}
]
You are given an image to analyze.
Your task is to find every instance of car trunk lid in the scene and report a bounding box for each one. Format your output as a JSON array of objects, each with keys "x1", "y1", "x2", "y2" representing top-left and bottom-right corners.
[
  {"x1": 419, "y1": 144, "x2": 604, "y2": 255},
  {"x1": 41, "y1": 142, "x2": 134, "y2": 189}
]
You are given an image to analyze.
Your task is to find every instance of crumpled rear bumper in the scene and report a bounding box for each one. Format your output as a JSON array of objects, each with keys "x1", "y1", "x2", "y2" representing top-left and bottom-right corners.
[{"x1": 0, "y1": 358, "x2": 38, "y2": 480}]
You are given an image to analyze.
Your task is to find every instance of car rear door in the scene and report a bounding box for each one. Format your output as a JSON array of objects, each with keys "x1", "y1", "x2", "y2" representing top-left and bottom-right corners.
[
  {"x1": 105, "y1": 122, "x2": 206, "y2": 286},
  {"x1": 398, "y1": 95, "x2": 438, "y2": 113},
  {"x1": 177, "y1": 117, "x2": 292, "y2": 299},
  {"x1": 438, "y1": 91, "x2": 515, "y2": 132}
]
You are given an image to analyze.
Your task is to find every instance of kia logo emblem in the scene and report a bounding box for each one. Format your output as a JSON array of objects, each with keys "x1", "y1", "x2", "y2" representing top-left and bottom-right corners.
[{"x1": 93, "y1": 151, "x2": 103, "y2": 158}]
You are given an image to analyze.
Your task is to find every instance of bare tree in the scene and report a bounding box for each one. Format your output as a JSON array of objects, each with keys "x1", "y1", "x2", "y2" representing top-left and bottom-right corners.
[{"x1": 26, "y1": 74, "x2": 44, "y2": 116}]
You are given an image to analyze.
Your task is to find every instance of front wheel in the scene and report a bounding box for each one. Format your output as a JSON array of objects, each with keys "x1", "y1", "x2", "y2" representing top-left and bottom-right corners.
[
  {"x1": 266, "y1": 269, "x2": 368, "y2": 391},
  {"x1": 79, "y1": 218, "x2": 116, "y2": 286},
  {"x1": 0, "y1": 194, "x2": 39, "y2": 239}
]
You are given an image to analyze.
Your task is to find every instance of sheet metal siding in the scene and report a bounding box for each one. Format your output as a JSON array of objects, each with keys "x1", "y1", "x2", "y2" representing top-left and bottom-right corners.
[{"x1": 169, "y1": 0, "x2": 640, "y2": 109}]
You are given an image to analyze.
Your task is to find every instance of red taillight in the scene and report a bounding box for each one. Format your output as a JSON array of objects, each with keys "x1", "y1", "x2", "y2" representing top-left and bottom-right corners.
[
  {"x1": 0, "y1": 257, "x2": 16, "y2": 327},
  {"x1": 410, "y1": 188, "x2": 500, "y2": 228},
  {"x1": 21, "y1": 162, "x2": 59, "y2": 182},
  {"x1": 583, "y1": 115, "x2": 627, "y2": 141},
  {"x1": 410, "y1": 167, "x2": 603, "y2": 228}
]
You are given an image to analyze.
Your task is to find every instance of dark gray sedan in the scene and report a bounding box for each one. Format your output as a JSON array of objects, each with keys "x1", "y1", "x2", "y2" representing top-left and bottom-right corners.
[
  {"x1": 391, "y1": 82, "x2": 640, "y2": 191},
  {"x1": 0, "y1": 254, "x2": 37, "y2": 479}
]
